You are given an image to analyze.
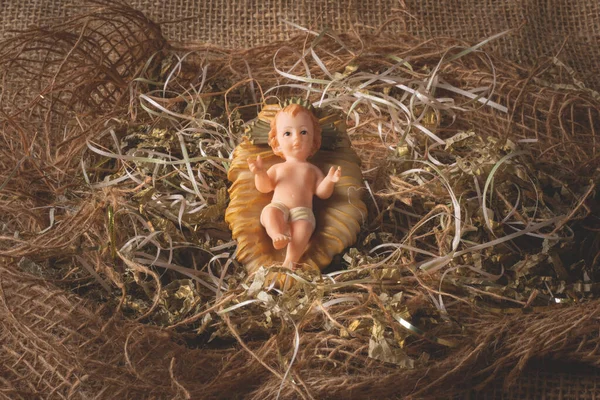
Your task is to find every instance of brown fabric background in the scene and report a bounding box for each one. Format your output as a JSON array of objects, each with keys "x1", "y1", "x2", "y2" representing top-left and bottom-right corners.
[
  {"x1": 2, "y1": 0, "x2": 600, "y2": 90},
  {"x1": 1, "y1": 1, "x2": 599, "y2": 399},
  {"x1": 464, "y1": 366, "x2": 600, "y2": 399},
  {"x1": 2, "y1": 269, "x2": 598, "y2": 399}
]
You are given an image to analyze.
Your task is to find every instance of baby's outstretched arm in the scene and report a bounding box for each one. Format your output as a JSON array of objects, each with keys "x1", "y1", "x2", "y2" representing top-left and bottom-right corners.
[
  {"x1": 248, "y1": 155, "x2": 275, "y2": 193},
  {"x1": 315, "y1": 166, "x2": 341, "y2": 199}
]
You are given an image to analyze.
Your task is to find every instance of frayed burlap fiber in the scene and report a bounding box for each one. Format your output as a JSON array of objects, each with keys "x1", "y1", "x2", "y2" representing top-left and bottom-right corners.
[{"x1": 2, "y1": 0, "x2": 600, "y2": 91}]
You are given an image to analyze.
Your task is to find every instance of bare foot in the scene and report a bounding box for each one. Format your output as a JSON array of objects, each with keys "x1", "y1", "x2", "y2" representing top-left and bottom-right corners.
[
  {"x1": 283, "y1": 260, "x2": 302, "y2": 271},
  {"x1": 272, "y1": 234, "x2": 291, "y2": 250}
]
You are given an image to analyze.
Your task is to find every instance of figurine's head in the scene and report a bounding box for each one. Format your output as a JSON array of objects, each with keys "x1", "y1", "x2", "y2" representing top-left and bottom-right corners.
[{"x1": 268, "y1": 104, "x2": 322, "y2": 160}]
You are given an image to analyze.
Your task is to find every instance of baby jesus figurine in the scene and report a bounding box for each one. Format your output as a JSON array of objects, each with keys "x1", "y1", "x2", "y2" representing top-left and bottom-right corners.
[{"x1": 247, "y1": 103, "x2": 341, "y2": 270}]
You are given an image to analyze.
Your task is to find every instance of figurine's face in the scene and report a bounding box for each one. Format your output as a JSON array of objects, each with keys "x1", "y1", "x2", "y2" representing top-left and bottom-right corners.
[{"x1": 275, "y1": 110, "x2": 315, "y2": 161}]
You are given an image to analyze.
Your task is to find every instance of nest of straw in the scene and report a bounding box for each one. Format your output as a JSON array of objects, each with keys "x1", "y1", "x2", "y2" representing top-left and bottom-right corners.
[{"x1": 1, "y1": 4, "x2": 599, "y2": 400}]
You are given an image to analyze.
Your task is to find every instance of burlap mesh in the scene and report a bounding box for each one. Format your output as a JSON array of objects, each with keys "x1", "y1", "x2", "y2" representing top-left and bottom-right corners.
[
  {"x1": 1, "y1": 1, "x2": 600, "y2": 399},
  {"x1": 2, "y1": 0, "x2": 600, "y2": 91},
  {"x1": 0, "y1": 265, "x2": 248, "y2": 399},
  {"x1": 462, "y1": 367, "x2": 600, "y2": 400},
  {"x1": 3, "y1": 263, "x2": 600, "y2": 399}
]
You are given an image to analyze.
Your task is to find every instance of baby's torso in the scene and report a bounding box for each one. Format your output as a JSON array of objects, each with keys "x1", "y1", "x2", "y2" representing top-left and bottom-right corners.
[{"x1": 271, "y1": 162, "x2": 319, "y2": 208}]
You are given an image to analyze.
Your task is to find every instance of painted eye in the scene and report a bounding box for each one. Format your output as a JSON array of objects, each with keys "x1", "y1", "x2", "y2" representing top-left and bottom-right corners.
[
  {"x1": 283, "y1": 131, "x2": 291, "y2": 136},
  {"x1": 300, "y1": 130, "x2": 308, "y2": 135}
]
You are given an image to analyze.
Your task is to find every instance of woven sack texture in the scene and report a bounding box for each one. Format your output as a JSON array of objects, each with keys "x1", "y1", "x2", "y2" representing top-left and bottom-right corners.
[
  {"x1": 464, "y1": 365, "x2": 600, "y2": 400},
  {"x1": 3, "y1": 265, "x2": 600, "y2": 400},
  {"x1": 1, "y1": 0, "x2": 600, "y2": 91},
  {"x1": 1, "y1": 2, "x2": 600, "y2": 400}
]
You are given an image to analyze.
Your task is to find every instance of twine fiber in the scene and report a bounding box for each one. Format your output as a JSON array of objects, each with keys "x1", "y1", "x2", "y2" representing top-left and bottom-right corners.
[
  {"x1": 1, "y1": 0, "x2": 600, "y2": 92},
  {"x1": 1, "y1": 2, "x2": 600, "y2": 400},
  {"x1": 3, "y1": 264, "x2": 600, "y2": 399}
]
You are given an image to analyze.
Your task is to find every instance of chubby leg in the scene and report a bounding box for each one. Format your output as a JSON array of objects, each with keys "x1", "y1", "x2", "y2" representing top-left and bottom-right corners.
[
  {"x1": 261, "y1": 206, "x2": 291, "y2": 250},
  {"x1": 283, "y1": 219, "x2": 314, "y2": 269}
]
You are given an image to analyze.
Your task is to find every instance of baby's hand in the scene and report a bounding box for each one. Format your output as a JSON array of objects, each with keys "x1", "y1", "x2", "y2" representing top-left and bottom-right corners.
[
  {"x1": 327, "y1": 166, "x2": 342, "y2": 183},
  {"x1": 247, "y1": 155, "x2": 265, "y2": 174}
]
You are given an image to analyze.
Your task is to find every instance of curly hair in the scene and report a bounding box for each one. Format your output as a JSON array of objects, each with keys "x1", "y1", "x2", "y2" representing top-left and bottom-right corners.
[{"x1": 268, "y1": 104, "x2": 322, "y2": 158}]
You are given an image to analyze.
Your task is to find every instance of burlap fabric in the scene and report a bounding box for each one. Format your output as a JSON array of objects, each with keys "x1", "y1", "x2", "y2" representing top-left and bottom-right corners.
[
  {"x1": 469, "y1": 367, "x2": 600, "y2": 400},
  {"x1": 2, "y1": 0, "x2": 600, "y2": 91},
  {"x1": 1, "y1": 1, "x2": 599, "y2": 399},
  {"x1": 2, "y1": 269, "x2": 600, "y2": 399}
]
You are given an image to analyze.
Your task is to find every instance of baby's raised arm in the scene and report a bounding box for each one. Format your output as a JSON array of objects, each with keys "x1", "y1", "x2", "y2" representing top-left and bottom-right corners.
[
  {"x1": 248, "y1": 155, "x2": 275, "y2": 193},
  {"x1": 315, "y1": 165, "x2": 341, "y2": 199}
]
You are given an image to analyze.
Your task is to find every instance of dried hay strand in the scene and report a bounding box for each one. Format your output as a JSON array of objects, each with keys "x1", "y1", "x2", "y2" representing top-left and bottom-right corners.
[{"x1": 0, "y1": 4, "x2": 599, "y2": 400}]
